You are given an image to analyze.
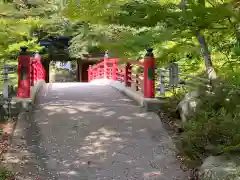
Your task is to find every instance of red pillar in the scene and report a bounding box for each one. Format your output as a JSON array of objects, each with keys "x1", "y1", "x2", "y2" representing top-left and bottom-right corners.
[
  {"x1": 143, "y1": 48, "x2": 155, "y2": 98},
  {"x1": 17, "y1": 46, "x2": 31, "y2": 98},
  {"x1": 124, "y1": 62, "x2": 131, "y2": 87}
]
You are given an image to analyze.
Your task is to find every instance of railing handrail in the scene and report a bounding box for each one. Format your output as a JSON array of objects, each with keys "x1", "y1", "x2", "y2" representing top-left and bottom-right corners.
[
  {"x1": 156, "y1": 63, "x2": 211, "y2": 97},
  {"x1": 88, "y1": 56, "x2": 218, "y2": 98}
]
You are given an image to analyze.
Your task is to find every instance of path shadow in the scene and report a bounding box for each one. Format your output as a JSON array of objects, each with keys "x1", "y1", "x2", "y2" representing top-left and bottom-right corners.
[
  {"x1": 3, "y1": 86, "x2": 59, "y2": 179},
  {"x1": 4, "y1": 83, "x2": 189, "y2": 180}
]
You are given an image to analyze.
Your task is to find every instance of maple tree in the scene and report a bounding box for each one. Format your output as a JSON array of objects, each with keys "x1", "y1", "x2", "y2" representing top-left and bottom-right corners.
[{"x1": 63, "y1": 0, "x2": 240, "y2": 85}]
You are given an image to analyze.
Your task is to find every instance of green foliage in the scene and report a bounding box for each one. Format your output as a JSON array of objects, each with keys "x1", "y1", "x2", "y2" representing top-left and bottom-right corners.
[
  {"x1": 0, "y1": 167, "x2": 14, "y2": 180},
  {"x1": 63, "y1": 0, "x2": 240, "y2": 69},
  {"x1": 0, "y1": 0, "x2": 67, "y2": 60},
  {"x1": 178, "y1": 82, "x2": 240, "y2": 165},
  {"x1": 0, "y1": 0, "x2": 68, "y2": 91}
]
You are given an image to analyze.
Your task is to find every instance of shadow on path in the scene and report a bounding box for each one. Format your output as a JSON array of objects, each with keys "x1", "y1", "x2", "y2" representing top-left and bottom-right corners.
[{"x1": 3, "y1": 83, "x2": 189, "y2": 180}]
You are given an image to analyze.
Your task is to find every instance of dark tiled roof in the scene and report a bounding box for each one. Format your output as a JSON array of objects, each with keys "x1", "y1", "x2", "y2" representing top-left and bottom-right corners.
[{"x1": 39, "y1": 36, "x2": 72, "y2": 47}]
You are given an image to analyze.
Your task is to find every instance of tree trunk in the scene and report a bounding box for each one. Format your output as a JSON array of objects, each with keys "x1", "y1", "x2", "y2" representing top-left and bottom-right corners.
[
  {"x1": 181, "y1": 0, "x2": 217, "y2": 83},
  {"x1": 196, "y1": 30, "x2": 217, "y2": 81}
]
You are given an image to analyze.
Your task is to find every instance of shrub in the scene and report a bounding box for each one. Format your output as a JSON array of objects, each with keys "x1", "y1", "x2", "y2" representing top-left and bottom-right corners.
[
  {"x1": 0, "y1": 167, "x2": 14, "y2": 180},
  {"x1": 178, "y1": 82, "x2": 240, "y2": 165}
]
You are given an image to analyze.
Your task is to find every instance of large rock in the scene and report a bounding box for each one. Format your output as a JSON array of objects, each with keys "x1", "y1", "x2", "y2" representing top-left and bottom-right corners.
[
  {"x1": 199, "y1": 155, "x2": 240, "y2": 180},
  {"x1": 177, "y1": 90, "x2": 200, "y2": 122}
]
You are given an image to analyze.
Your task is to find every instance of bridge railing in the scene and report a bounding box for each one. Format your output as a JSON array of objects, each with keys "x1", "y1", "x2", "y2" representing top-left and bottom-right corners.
[
  {"x1": 88, "y1": 49, "x2": 156, "y2": 98},
  {"x1": 124, "y1": 61, "x2": 144, "y2": 93},
  {"x1": 30, "y1": 54, "x2": 46, "y2": 86},
  {"x1": 155, "y1": 63, "x2": 210, "y2": 97},
  {"x1": 87, "y1": 49, "x2": 215, "y2": 99},
  {"x1": 16, "y1": 47, "x2": 46, "y2": 100}
]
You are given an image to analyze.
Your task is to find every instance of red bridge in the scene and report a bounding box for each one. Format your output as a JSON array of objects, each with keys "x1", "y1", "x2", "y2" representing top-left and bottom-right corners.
[{"x1": 7, "y1": 48, "x2": 188, "y2": 179}]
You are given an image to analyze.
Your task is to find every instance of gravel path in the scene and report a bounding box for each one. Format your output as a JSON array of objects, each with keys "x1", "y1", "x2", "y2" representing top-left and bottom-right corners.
[{"x1": 4, "y1": 83, "x2": 189, "y2": 180}]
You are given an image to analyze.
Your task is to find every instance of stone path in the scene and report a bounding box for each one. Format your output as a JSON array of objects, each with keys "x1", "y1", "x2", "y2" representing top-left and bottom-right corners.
[{"x1": 4, "y1": 83, "x2": 189, "y2": 180}]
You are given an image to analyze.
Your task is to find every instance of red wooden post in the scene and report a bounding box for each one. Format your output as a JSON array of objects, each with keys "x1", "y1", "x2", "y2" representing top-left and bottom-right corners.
[
  {"x1": 112, "y1": 58, "x2": 117, "y2": 80},
  {"x1": 143, "y1": 48, "x2": 155, "y2": 98},
  {"x1": 136, "y1": 74, "x2": 139, "y2": 91},
  {"x1": 94, "y1": 66, "x2": 97, "y2": 80},
  {"x1": 34, "y1": 53, "x2": 45, "y2": 81},
  {"x1": 124, "y1": 62, "x2": 131, "y2": 87},
  {"x1": 88, "y1": 65, "x2": 92, "y2": 82},
  {"x1": 30, "y1": 59, "x2": 34, "y2": 86},
  {"x1": 17, "y1": 46, "x2": 31, "y2": 98},
  {"x1": 104, "y1": 51, "x2": 108, "y2": 79},
  {"x1": 97, "y1": 65, "x2": 100, "y2": 79},
  {"x1": 31, "y1": 59, "x2": 36, "y2": 86},
  {"x1": 31, "y1": 53, "x2": 42, "y2": 86}
]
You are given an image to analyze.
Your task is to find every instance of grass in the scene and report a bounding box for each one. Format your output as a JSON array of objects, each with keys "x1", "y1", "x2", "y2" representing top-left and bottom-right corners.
[{"x1": 0, "y1": 167, "x2": 15, "y2": 180}]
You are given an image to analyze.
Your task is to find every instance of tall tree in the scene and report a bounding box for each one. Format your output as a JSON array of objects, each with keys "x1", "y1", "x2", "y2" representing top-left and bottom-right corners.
[
  {"x1": 180, "y1": 0, "x2": 217, "y2": 82},
  {"x1": 0, "y1": 0, "x2": 65, "y2": 61},
  {"x1": 63, "y1": 0, "x2": 240, "y2": 82}
]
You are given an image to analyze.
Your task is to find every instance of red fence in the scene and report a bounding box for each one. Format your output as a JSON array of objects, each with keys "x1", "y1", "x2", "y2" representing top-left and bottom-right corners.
[
  {"x1": 17, "y1": 47, "x2": 46, "y2": 99},
  {"x1": 88, "y1": 49, "x2": 156, "y2": 98},
  {"x1": 30, "y1": 54, "x2": 46, "y2": 86}
]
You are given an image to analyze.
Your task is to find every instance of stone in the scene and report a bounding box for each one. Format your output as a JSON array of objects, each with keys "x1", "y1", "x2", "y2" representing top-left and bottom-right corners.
[
  {"x1": 177, "y1": 90, "x2": 200, "y2": 122},
  {"x1": 199, "y1": 155, "x2": 240, "y2": 180}
]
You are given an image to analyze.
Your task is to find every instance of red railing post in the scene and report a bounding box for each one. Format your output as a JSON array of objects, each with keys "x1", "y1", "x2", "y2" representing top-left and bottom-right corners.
[
  {"x1": 33, "y1": 53, "x2": 44, "y2": 84},
  {"x1": 104, "y1": 51, "x2": 108, "y2": 79},
  {"x1": 112, "y1": 58, "x2": 117, "y2": 80},
  {"x1": 125, "y1": 62, "x2": 131, "y2": 87},
  {"x1": 31, "y1": 57, "x2": 36, "y2": 86},
  {"x1": 96, "y1": 66, "x2": 98, "y2": 79},
  {"x1": 30, "y1": 58, "x2": 34, "y2": 86},
  {"x1": 88, "y1": 65, "x2": 92, "y2": 82},
  {"x1": 143, "y1": 48, "x2": 155, "y2": 98}
]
